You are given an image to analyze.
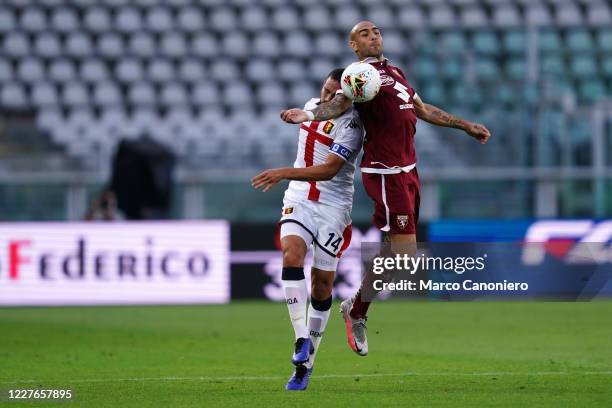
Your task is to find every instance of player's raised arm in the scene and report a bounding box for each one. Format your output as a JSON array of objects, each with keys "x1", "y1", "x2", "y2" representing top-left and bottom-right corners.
[
  {"x1": 413, "y1": 94, "x2": 491, "y2": 144},
  {"x1": 280, "y1": 93, "x2": 353, "y2": 124},
  {"x1": 251, "y1": 154, "x2": 345, "y2": 192}
]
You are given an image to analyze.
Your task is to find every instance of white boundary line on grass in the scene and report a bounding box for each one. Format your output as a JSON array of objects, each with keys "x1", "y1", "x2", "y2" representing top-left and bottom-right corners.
[{"x1": 2, "y1": 371, "x2": 612, "y2": 385}]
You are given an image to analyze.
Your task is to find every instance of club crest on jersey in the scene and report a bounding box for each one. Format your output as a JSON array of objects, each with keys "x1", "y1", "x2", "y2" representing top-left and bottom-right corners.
[
  {"x1": 283, "y1": 207, "x2": 294, "y2": 215},
  {"x1": 323, "y1": 121, "x2": 335, "y2": 134},
  {"x1": 380, "y1": 75, "x2": 395, "y2": 86},
  {"x1": 396, "y1": 215, "x2": 409, "y2": 230}
]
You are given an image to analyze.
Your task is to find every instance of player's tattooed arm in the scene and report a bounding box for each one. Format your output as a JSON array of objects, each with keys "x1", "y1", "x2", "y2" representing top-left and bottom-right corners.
[
  {"x1": 251, "y1": 154, "x2": 345, "y2": 192},
  {"x1": 413, "y1": 94, "x2": 491, "y2": 144},
  {"x1": 280, "y1": 94, "x2": 353, "y2": 124}
]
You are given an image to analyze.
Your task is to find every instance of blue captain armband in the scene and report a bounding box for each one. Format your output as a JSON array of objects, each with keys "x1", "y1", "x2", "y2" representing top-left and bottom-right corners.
[{"x1": 329, "y1": 143, "x2": 353, "y2": 160}]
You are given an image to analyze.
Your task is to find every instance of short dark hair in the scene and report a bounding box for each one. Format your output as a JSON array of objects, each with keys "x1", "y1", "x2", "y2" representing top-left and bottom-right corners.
[{"x1": 327, "y1": 68, "x2": 344, "y2": 82}]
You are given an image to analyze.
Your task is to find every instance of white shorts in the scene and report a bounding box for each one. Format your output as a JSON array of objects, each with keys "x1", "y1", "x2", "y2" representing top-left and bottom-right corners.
[{"x1": 279, "y1": 199, "x2": 353, "y2": 271}]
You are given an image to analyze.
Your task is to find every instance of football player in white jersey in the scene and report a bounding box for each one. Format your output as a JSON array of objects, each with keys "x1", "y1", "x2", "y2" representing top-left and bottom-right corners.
[{"x1": 252, "y1": 68, "x2": 365, "y2": 391}]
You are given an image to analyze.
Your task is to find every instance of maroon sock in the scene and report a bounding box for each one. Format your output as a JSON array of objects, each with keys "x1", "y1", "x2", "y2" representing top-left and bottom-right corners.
[{"x1": 350, "y1": 289, "x2": 371, "y2": 319}]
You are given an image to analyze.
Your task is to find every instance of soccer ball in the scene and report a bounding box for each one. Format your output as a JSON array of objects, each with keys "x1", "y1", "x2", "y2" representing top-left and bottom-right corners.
[{"x1": 341, "y1": 62, "x2": 382, "y2": 103}]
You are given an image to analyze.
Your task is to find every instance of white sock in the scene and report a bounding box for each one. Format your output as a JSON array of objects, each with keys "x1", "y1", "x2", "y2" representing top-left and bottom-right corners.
[
  {"x1": 281, "y1": 267, "x2": 309, "y2": 339},
  {"x1": 305, "y1": 296, "x2": 332, "y2": 369}
]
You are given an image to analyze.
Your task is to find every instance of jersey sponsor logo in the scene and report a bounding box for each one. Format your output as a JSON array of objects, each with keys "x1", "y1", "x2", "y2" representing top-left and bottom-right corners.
[
  {"x1": 323, "y1": 121, "x2": 335, "y2": 134},
  {"x1": 286, "y1": 297, "x2": 298, "y2": 304},
  {"x1": 330, "y1": 143, "x2": 352, "y2": 160},
  {"x1": 380, "y1": 75, "x2": 395, "y2": 86},
  {"x1": 283, "y1": 207, "x2": 294, "y2": 215},
  {"x1": 400, "y1": 103, "x2": 414, "y2": 109},
  {"x1": 396, "y1": 215, "x2": 409, "y2": 230}
]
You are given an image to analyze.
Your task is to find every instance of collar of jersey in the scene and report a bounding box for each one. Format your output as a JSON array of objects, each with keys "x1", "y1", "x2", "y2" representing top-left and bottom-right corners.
[{"x1": 361, "y1": 57, "x2": 388, "y2": 65}]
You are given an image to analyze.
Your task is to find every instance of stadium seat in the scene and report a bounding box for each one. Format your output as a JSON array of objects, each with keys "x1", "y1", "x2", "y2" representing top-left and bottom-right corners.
[
  {"x1": 159, "y1": 82, "x2": 188, "y2": 108},
  {"x1": 430, "y1": 6, "x2": 458, "y2": 28},
  {"x1": 440, "y1": 58, "x2": 463, "y2": 81},
  {"x1": 304, "y1": 7, "x2": 333, "y2": 31},
  {"x1": 245, "y1": 59, "x2": 275, "y2": 82},
  {"x1": 491, "y1": 3, "x2": 522, "y2": 28},
  {"x1": 116, "y1": 59, "x2": 144, "y2": 84},
  {"x1": 460, "y1": 5, "x2": 488, "y2": 28},
  {"x1": 176, "y1": 6, "x2": 204, "y2": 32},
  {"x1": 314, "y1": 33, "x2": 343, "y2": 57},
  {"x1": 538, "y1": 30, "x2": 562, "y2": 53},
  {"x1": 272, "y1": 6, "x2": 301, "y2": 31},
  {"x1": 566, "y1": 29, "x2": 595, "y2": 53},
  {"x1": 283, "y1": 32, "x2": 312, "y2": 58},
  {"x1": 601, "y1": 56, "x2": 612, "y2": 78},
  {"x1": 440, "y1": 31, "x2": 467, "y2": 55},
  {"x1": 128, "y1": 33, "x2": 156, "y2": 58},
  {"x1": 20, "y1": 7, "x2": 47, "y2": 33},
  {"x1": 472, "y1": 31, "x2": 500, "y2": 56},
  {"x1": 84, "y1": 7, "x2": 112, "y2": 33},
  {"x1": 505, "y1": 58, "x2": 527, "y2": 81},
  {"x1": 365, "y1": 6, "x2": 395, "y2": 29},
  {"x1": 503, "y1": 30, "x2": 526, "y2": 55},
  {"x1": 4, "y1": 33, "x2": 30, "y2": 58},
  {"x1": 145, "y1": 7, "x2": 174, "y2": 33},
  {"x1": 65, "y1": 33, "x2": 94, "y2": 59},
  {"x1": 255, "y1": 81, "x2": 286, "y2": 107},
  {"x1": 570, "y1": 56, "x2": 598, "y2": 79},
  {"x1": 160, "y1": 33, "x2": 188, "y2": 58},
  {"x1": 18, "y1": 58, "x2": 45, "y2": 83},
  {"x1": 191, "y1": 83, "x2": 221, "y2": 108},
  {"x1": 381, "y1": 30, "x2": 405, "y2": 56},
  {"x1": 555, "y1": 2, "x2": 583, "y2": 27},
  {"x1": 179, "y1": 59, "x2": 206, "y2": 84},
  {"x1": 209, "y1": 7, "x2": 238, "y2": 31},
  {"x1": 221, "y1": 32, "x2": 249, "y2": 58},
  {"x1": 412, "y1": 57, "x2": 439, "y2": 81},
  {"x1": 132, "y1": 108, "x2": 159, "y2": 134},
  {"x1": 0, "y1": 9, "x2": 16, "y2": 33},
  {"x1": 0, "y1": 60, "x2": 13, "y2": 84},
  {"x1": 148, "y1": 59, "x2": 174, "y2": 83},
  {"x1": 420, "y1": 82, "x2": 445, "y2": 106},
  {"x1": 252, "y1": 32, "x2": 281, "y2": 58},
  {"x1": 191, "y1": 34, "x2": 219, "y2": 58},
  {"x1": 128, "y1": 82, "x2": 157, "y2": 107},
  {"x1": 578, "y1": 79, "x2": 607, "y2": 103},
  {"x1": 525, "y1": 4, "x2": 552, "y2": 26},
  {"x1": 48, "y1": 59, "x2": 77, "y2": 84},
  {"x1": 62, "y1": 82, "x2": 90, "y2": 108},
  {"x1": 36, "y1": 108, "x2": 63, "y2": 132},
  {"x1": 278, "y1": 59, "x2": 306, "y2": 81},
  {"x1": 210, "y1": 59, "x2": 240, "y2": 81},
  {"x1": 115, "y1": 7, "x2": 143, "y2": 33},
  {"x1": 241, "y1": 6, "x2": 268, "y2": 31},
  {"x1": 307, "y1": 58, "x2": 336, "y2": 82},
  {"x1": 51, "y1": 7, "x2": 80, "y2": 33},
  {"x1": 475, "y1": 59, "x2": 499, "y2": 82},
  {"x1": 93, "y1": 82, "x2": 122, "y2": 106},
  {"x1": 31, "y1": 82, "x2": 59, "y2": 108},
  {"x1": 33, "y1": 34, "x2": 61, "y2": 59},
  {"x1": 596, "y1": 29, "x2": 612, "y2": 52},
  {"x1": 396, "y1": 7, "x2": 426, "y2": 30},
  {"x1": 97, "y1": 33, "x2": 125, "y2": 58},
  {"x1": 223, "y1": 83, "x2": 254, "y2": 107},
  {"x1": 586, "y1": 2, "x2": 612, "y2": 26},
  {"x1": 541, "y1": 55, "x2": 566, "y2": 76}
]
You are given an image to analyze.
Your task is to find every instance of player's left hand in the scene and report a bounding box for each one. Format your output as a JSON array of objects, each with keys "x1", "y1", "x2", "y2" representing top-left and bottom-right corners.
[
  {"x1": 465, "y1": 123, "x2": 491, "y2": 144},
  {"x1": 251, "y1": 169, "x2": 286, "y2": 192}
]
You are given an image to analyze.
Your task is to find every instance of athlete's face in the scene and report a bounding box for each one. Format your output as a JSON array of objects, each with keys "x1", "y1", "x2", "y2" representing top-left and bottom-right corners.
[
  {"x1": 349, "y1": 22, "x2": 384, "y2": 59},
  {"x1": 320, "y1": 77, "x2": 340, "y2": 103}
]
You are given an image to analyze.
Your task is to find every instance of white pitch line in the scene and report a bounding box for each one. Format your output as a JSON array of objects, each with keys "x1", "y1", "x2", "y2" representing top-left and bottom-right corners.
[{"x1": 2, "y1": 371, "x2": 612, "y2": 385}]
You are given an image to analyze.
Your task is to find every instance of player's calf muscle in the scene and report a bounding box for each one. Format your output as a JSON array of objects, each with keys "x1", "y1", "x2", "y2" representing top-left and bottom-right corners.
[{"x1": 311, "y1": 269, "x2": 334, "y2": 299}]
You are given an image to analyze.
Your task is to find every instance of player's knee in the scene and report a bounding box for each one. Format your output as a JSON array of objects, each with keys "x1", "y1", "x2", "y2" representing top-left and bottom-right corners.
[{"x1": 282, "y1": 246, "x2": 306, "y2": 267}]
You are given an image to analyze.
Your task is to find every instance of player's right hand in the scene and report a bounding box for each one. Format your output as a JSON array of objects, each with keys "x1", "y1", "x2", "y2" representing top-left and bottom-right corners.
[
  {"x1": 251, "y1": 168, "x2": 286, "y2": 192},
  {"x1": 280, "y1": 109, "x2": 308, "y2": 124}
]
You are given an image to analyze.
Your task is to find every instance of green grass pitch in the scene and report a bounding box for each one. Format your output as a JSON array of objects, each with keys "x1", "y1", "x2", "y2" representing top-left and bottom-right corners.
[{"x1": 1, "y1": 301, "x2": 611, "y2": 407}]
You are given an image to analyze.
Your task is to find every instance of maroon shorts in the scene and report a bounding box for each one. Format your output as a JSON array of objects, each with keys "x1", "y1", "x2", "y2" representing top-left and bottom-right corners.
[{"x1": 361, "y1": 168, "x2": 420, "y2": 235}]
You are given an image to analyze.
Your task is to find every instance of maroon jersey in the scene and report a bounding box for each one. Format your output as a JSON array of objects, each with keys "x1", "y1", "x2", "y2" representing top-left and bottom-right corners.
[{"x1": 354, "y1": 58, "x2": 418, "y2": 171}]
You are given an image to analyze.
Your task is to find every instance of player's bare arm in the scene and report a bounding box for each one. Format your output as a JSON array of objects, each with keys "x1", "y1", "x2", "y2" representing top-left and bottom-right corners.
[
  {"x1": 280, "y1": 94, "x2": 353, "y2": 124},
  {"x1": 413, "y1": 94, "x2": 491, "y2": 144},
  {"x1": 252, "y1": 154, "x2": 345, "y2": 192}
]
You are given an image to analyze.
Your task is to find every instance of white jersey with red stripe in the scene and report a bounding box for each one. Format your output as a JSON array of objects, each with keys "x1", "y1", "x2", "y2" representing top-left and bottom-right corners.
[{"x1": 283, "y1": 98, "x2": 364, "y2": 211}]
